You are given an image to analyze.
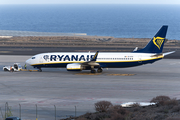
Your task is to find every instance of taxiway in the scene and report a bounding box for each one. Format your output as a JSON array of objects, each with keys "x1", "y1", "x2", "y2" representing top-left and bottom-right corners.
[{"x1": 0, "y1": 55, "x2": 179, "y2": 120}]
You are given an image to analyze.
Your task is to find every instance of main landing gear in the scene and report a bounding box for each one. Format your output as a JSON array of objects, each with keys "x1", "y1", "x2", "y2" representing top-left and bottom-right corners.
[
  {"x1": 90, "y1": 67, "x2": 103, "y2": 73},
  {"x1": 97, "y1": 68, "x2": 103, "y2": 73},
  {"x1": 90, "y1": 66, "x2": 96, "y2": 73},
  {"x1": 91, "y1": 69, "x2": 96, "y2": 73}
]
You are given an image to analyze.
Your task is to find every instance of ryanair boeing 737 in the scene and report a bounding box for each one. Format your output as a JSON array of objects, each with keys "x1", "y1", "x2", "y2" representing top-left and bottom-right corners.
[{"x1": 26, "y1": 25, "x2": 175, "y2": 73}]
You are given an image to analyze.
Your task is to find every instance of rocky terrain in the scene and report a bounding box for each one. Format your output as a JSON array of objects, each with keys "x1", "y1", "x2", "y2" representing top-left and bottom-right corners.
[
  {"x1": 0, "y1": 36, "x2": 179, "y2": 58},
  {"x1": 62, "y1": 96, "x2": 180, "y2": 120}
]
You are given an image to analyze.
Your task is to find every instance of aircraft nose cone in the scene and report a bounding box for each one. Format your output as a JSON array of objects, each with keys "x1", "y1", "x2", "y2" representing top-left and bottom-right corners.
[{"x1": 25, "y1": 59, "x2": 31, "y2": 65}]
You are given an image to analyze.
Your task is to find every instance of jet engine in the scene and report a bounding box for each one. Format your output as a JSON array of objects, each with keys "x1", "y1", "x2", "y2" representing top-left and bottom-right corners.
[{"x1": 66, "y1": 63, "x2": 82, "y2": 71}]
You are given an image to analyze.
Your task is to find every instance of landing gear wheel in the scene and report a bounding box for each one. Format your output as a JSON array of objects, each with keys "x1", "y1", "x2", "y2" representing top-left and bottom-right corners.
[
  {"x1": 38, "y1": 68, "x2": 42, "y2": 72},
  {"x1": 91, "y1": 69, "x2": 96, "y2": 73},
  {"x1": 4, "y1": 68, "x2": 8, "y2": 71},
  {"x1": 97, "y1": 68, "x2": 103, "y2": 73}
]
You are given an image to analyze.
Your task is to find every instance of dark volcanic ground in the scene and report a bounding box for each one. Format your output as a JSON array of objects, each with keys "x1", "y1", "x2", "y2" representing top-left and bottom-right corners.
[
  {"x1": 0, "y1": 36, "x2": 179, "y2": 58},
  {"x1": 0, "y1": 46, "x2": 179, "y2": 59}
]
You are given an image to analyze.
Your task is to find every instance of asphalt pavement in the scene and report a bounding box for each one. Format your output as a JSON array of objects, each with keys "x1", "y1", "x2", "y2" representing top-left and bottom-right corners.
[{"x1": 0, "y1": 55, "x2": 179, "y2": 120}]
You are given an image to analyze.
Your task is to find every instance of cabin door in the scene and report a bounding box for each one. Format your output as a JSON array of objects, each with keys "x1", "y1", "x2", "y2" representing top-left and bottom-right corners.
[
  {"x1": 138, "y1": 55, "x2": 142, "y2": 63},
  {"x1": 39, "y1": 56, "x2": 43, "y2": 63}
]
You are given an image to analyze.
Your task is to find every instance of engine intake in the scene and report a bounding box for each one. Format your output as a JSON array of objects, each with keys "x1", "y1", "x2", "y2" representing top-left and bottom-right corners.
[{"x1": 66, "y1": 63, "x2": 82, "y2": 71}]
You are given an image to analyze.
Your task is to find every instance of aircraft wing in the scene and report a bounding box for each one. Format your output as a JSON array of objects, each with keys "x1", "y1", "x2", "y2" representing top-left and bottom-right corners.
[
  {"x1": 81, "y1": 51, "x2": 100, "y2": 66},
  {"x1": 67, "y1": 51, "x2": 100, "y2": 72}
]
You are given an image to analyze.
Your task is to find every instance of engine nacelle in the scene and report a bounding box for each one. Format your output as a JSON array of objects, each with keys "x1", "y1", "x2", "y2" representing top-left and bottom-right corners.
[{"x1": 66, "y1": 63, "x2": 82, "y2": 71}]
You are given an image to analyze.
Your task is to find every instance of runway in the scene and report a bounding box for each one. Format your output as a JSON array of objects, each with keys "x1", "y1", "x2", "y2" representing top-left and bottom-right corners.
[{"x1": 0, "y1": 55, "x2": 180, "y2": 120}]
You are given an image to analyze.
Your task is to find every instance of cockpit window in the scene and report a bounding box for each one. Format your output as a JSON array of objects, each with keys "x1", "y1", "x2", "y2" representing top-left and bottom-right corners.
[{"x1": 32, "y1": 57, "x2": 36, "y2": 59}]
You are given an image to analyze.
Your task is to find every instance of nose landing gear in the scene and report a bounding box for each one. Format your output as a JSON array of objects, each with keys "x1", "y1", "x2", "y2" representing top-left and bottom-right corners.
[{"x1": 38, "y1": 68, "x2": 42, "y2": 72}]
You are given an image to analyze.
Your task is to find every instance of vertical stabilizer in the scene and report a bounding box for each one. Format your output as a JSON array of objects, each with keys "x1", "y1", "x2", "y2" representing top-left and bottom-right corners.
[{"x1": 134, "y1": 25, "x2": 168, "y2": 53}]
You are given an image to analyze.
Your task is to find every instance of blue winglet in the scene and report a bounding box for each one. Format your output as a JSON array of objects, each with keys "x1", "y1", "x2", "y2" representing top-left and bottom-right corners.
[{"x1": 91, "y1": 51, "x2": 99, "y2": 61}]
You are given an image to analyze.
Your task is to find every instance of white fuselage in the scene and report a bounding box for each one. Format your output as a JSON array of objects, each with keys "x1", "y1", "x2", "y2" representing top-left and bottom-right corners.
[{"x1": 25, "y1": 52, "x2": 163, "y2": 69}]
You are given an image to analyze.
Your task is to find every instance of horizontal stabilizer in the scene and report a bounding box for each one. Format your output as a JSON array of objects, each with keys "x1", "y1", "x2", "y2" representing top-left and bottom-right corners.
[
  {"x1": 133, "y1": 47, "x2": 138, "y2": 52},
  {"x1": 163, "y1": 51, "x2": 175, "y2": 56}
]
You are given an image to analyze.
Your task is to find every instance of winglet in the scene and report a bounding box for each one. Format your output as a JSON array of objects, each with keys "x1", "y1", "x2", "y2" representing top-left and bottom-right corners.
[{"x1": 91, "y1": 51, "x2": 99, "y2": 61}]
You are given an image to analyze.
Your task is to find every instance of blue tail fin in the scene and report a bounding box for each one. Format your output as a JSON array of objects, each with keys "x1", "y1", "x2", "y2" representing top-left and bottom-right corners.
[{"x1": 134, "y1": 25, "x2": 168, "y2": 53}]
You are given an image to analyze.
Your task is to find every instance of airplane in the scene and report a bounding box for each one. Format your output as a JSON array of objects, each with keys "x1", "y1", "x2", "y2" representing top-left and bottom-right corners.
[{"x1": 25, "y1": 25, "x2": 175, "y2": 73}]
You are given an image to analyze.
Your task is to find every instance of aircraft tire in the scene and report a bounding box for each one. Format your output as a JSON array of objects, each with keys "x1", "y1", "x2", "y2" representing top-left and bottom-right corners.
[
  {"x1": 38, "y1": 68, "x2": 42, "y2": 72},
  {"x1": 91, "y1": 69, "x2": 96, "y2": 73},
  {"x1": 97, "y1": 68, "x2": 103, "y2": 73},
  {"x1": 4, "y1": 68, "x2": 8, "y2": 71}
]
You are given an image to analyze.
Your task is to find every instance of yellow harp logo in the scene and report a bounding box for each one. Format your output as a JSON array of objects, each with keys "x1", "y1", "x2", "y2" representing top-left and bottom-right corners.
[{"x1": 153, "y1": 37, "x2": 165, "y2": 50}]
